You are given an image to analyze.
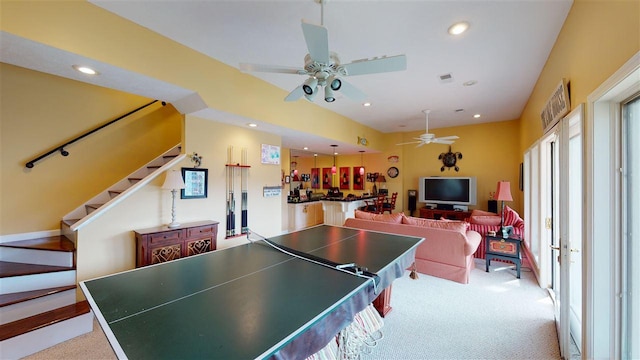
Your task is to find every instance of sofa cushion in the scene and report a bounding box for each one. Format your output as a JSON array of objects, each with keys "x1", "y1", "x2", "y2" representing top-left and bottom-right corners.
[
  {"x1": 470, "y1": 209, "x2": 498, "y2": 217},
  {"x1": 354, "y1": 210, "x2": 403, "y2": 224},
  {"x1": 469, "y1": 215, "x2": 502, "y2": 226},
  {"x1": 402, "y1": 216, "x2": 467, "y2": 234}
]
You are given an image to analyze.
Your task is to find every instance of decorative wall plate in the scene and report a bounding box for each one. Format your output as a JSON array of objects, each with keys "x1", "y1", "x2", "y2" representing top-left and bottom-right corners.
[
  {"x1": 387, "y1": 166, "x2": 399, "y2": 178},
  {"x1": 438, "y1": 146, "x2": 463, "y2": 172},
  {"x1": 387, "y1": 155, "x2": 399, "y2": 163}
]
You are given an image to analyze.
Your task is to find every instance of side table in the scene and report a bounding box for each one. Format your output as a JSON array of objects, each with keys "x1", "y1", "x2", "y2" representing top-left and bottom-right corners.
[{"x1": 485, "y1": 234, "x2": 522, "y2": 278}]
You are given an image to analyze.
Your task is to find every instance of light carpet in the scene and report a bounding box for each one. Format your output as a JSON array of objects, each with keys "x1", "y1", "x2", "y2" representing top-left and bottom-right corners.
[
  {"x1": 24, "y1": 259, "x2": 559, "y2": 360},
  {"x1": 364, "y1": 259, "x2": 560, "y2": 360}
]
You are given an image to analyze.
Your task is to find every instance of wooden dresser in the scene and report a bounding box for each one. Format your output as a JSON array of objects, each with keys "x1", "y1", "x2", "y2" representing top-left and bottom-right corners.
[{"x1": 134, "y1": 220, "x2": 219, "y2": 267}]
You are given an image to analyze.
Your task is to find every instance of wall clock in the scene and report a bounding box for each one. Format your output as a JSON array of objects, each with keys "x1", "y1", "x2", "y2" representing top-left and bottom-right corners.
[{"x1": 387, "y1": 166, "x2": 399, "y2": 178}]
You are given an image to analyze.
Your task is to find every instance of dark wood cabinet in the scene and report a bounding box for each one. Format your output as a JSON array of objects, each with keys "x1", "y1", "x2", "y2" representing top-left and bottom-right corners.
[
  {"x1": 419, "y1": 208, "x2": 471, "y2": 221},
  {"x1": 135, "y1": 220, "x2": 219, "y2": 267}
]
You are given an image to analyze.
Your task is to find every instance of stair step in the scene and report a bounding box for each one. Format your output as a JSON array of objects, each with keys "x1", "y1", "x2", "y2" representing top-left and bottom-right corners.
[
  {"x1": 62, "y1": 219, "x2": 80, "y2": 227},
  {"x1": 0, "y1": 261, "x2": 74, "y2": 278},
  {"x1": 0, "y1": 285, "x2": 76, "y2": 308},
  {"x1": 0, "y1": 236, "x2": 74, "y2": 252},
  {"x1": 108, "y1": 190, "x2": 122, "y2": 198},
  {"x1": 147, "y1": 165, "x2": 161, "y2": 170},
  {"x1": 0, "y1": 300, "x2": 90, "y2": 341},
  {"x1": 85, "y1": 203, "x2": 102, "y2": 211},
  {"x1": 128, "y1": 177, "x2": 142, "y2": 184}
]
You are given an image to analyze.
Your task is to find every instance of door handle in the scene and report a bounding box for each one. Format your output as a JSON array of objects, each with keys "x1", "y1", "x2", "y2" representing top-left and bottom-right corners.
[{"x1": 550, "y1": 245, "x2": 560, "y2": 251}]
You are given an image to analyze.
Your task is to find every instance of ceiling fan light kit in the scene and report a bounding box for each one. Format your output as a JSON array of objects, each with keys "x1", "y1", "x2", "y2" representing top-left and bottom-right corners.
[{"x1": 239, "y1": 0, "x2": 407, "y2": 103}]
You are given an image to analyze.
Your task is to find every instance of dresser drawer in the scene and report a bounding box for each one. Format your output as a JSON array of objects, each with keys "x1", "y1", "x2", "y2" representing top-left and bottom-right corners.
[
  {"x1": 148, "y1": 229, "x2": 183, "y2": 243},
  {"x1": 187, "y1": 225, "x2": 215, "y2": 238},
  {"x1": 487, "y1": 238, "x2": 519, "y2": 257}
]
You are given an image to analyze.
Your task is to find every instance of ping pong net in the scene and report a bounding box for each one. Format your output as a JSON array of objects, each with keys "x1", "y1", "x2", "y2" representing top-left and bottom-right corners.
[{"x1": 246, "y1": 229, "x2": 381, "y2": 295}]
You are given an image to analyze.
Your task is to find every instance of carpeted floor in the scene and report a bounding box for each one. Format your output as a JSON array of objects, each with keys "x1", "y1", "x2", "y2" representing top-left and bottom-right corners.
[
  {"x1": 24, "y1": 259, "x2": 559, "y2": 360},
  {"x1": 364, "y1": 259, "x2": 560, "y2": 360}
]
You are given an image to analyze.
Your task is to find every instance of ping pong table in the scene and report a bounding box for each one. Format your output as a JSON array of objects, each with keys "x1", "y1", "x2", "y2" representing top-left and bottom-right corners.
[{"x1": 81, "y1": 225, "x2": 423, "y2": 359}]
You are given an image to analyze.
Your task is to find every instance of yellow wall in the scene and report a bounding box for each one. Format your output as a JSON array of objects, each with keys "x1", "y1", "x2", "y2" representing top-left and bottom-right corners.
[
  {"x1": 519, "y1": 0, "x2": 639, "y2": 152},
  {"x1": 396, "y1": 120, "x2": 522, "y2": 214},
  {"x1": 0, "y1": 63, "x2": 182, "y2": 234},
  {"x1": 517, "y1": 0, "x2": 639, "y2": 209},
  {"x1": 75, "y1": 116, "x2": 282, "y2": 286}
]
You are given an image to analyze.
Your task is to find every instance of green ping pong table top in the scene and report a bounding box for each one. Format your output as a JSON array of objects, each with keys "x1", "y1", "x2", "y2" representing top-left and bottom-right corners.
[{"x1": 81, "y1": 225, "x2": 423, "y2": 359}]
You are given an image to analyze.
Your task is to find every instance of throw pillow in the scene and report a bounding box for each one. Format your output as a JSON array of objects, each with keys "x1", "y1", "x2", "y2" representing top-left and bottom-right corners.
[
  {"x1": 471, "y1": 209, "x2": 498, "y2": 217},
  {"x1": 469, "y1": 215, "x2": 501, "y2": 226},
  {"x1": 503, "y1": 205, "x2": 524, "y2": 227},
  {"x1": 355, "y1": 210, "x2": 403, "y2": 224},
  {"x1": 402, "y1": 216, "x2": 467, "y2": 233},
  {"x1": 355, "y1": 210, "x2": 376, "y2": 220}
]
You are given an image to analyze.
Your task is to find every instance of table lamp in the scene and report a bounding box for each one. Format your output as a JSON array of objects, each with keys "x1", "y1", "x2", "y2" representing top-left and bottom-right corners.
[
  {"x1": 162, "y1": 170, "x2": 186, "y2": 228},
  {"x1": 495, "y1": 181, "x2": 513, "y2": 237}
]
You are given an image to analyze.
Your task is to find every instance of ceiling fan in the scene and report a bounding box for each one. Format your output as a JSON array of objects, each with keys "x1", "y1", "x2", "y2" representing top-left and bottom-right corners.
[
  {"x1": 396, "y1": 110, "x2": 460, "y2": 147},
  {"x1": 239, "y1": 0, "x2": 407, "y2": 103}
]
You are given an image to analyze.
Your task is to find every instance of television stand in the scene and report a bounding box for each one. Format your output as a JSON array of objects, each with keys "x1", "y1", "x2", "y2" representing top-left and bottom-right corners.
[{"x1": 419, "y1": 207, "x2": 471, "y2": 221}]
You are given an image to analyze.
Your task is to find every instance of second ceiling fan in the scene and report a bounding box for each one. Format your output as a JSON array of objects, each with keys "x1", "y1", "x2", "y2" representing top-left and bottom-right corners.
[
  {"x1": 396, "y1": 110, "x2": 460, "y2": 147},
  {"x1": 239, "y1": 0, "x2": 407, "y2": 103}
]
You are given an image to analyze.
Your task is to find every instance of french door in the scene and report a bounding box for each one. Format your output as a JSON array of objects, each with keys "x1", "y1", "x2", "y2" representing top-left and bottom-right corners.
[{"x1": 543, "y1": 105, "x2": 583, "y2": 359}]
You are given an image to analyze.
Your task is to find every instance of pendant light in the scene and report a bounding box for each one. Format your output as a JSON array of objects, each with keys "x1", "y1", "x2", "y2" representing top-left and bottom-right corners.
[
  {"x1": 359, "y1": 150, "x2": 365, "y2": 175},
  {"x1": 330, "y1": 145, "x2": 338, "y2": 174}
]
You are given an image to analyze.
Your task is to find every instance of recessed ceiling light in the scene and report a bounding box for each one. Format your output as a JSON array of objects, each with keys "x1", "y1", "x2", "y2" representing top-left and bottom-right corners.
[
  {"x1": 72, "y1": 65, "x2": 98, "y2": 75},
  {"x1": 474, "y1": 114, "x2": 481, "y2": 118},
  {"x1": 448, "y1": 21, "x2": 469, "y2": 35},
  {"x1": 463, "y1": 80, "x2": 477, "y2": 86},
  {"x1": 248, "y1": 123, "x2": 257, "y2": 127},
  {"x1": 363, "y1": 102, "x2": 371, "y2": 107},
  {"x1": 303, "y1": 147, "x2": 309, "y2": 150}
]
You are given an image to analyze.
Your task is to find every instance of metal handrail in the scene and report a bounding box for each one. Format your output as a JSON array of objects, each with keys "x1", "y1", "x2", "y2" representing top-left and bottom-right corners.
[{"x1": 25, "y1": 100, "x2": 165, "y2": 168}]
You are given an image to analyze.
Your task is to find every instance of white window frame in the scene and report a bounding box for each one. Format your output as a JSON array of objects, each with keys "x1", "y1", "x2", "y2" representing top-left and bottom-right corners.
[{"x1": 585, "y1": 51, "x2": 640, "y2": 359}]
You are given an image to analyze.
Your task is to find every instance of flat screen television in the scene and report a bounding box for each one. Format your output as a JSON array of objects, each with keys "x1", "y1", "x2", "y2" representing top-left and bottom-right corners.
[{"x1": 418, "y1": 176, "x2": 477, "y2": 207}]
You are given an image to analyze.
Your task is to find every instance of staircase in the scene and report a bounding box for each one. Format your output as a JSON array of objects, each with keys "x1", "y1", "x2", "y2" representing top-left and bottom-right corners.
[{"x1": 0, "y1": 144, "x2": 184, "y2": 359}]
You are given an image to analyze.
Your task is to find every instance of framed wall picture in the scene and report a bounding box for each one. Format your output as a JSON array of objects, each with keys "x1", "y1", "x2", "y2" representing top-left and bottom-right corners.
[
  {"x1": 339, "y1": 167, "x2": 350, "y2": 190},
  {"x1": 260, "y1": 144, "x2": 280, "y2": 165},
  {"x1": 353, "y1": 167, "x2": 364, "y2": 190},
  {"x1": 181, "y1": 168, "x2": 208, "y2": 199},
  {"x1": 311, "y1": 168, "x2": 320, "y2": 189},
  {"x1": 322, "y1": 168, "x2": 332, "y2": 189}
]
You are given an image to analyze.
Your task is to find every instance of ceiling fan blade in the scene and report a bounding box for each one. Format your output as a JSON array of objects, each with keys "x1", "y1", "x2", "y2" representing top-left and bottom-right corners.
[
  {"x1": 435, "y1": 135, "x2": 460, "y2": 140},
  {"x1": 342, "y1": 54, "x2": 407, "y2": 76},
  {"x1": 284, "y1": 86, "x2": 305, "y2": 102},
  {"x1": 239, "y1": 63, "x2": 305, "y2": 75},
  {"x1": 396, "y1": 141, "x2": 422, "y2": 146},
  {"x1": 338, "y1": 79, "x2": 367, "y2": 102},
  {"x1": 433, "y1": 139, "x2": 456, "y2": 145},
  {"x1": 301, "y1": 21, "x2": 330, "y2": 64}
]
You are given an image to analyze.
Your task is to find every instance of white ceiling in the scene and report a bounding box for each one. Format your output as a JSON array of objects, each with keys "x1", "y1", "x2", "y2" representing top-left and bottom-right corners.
[{"x1": 1, "y1": 0, "x2": 573, "y2": 154}]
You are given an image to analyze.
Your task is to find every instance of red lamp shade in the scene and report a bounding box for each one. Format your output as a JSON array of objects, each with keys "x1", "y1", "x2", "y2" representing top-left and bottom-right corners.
[{"x1": 495, "y1": 181, "x2": 513, "y2": 202}]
